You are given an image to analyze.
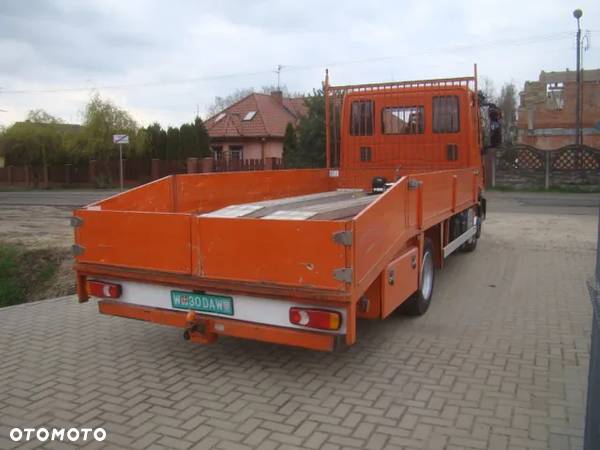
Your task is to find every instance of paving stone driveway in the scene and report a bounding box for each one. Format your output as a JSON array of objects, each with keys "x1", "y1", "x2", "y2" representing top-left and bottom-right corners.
[{"x1": 0, "y1": 201, "x2": 595, "y2": 450}]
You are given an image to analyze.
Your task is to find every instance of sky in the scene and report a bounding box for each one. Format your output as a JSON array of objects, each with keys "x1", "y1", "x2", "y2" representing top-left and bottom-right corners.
[{"x1": 0, "y1": 0, "x2": 598, "y2": 128}]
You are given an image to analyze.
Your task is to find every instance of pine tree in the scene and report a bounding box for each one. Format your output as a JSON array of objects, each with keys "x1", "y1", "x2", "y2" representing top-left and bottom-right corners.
[
  {"x1": 194, "y1": 117, "x2": 211, "y2": 157},
  {"x1": 282, "y1": 123, "x2": 298, "y2": 168}
]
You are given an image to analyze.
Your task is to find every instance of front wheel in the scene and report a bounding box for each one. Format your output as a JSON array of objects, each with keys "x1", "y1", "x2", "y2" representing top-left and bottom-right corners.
[{"x1": 402, "y1": 238, "x2": 435, "y2": 316}]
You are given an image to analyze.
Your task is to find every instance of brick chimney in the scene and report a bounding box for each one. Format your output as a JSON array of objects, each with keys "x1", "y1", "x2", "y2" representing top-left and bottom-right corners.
[{"x1": 271, "y1": 90, "x2": 283, "y2": 104}]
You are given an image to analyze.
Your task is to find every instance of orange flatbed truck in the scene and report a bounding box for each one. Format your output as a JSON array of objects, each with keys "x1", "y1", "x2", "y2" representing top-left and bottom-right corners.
[{"x1": 73, "y1": 68, "x2": 489, "y2": 351}]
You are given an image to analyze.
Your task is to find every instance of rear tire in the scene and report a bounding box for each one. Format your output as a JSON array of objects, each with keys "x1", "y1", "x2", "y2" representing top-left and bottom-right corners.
[{"x1": 402, "y1": 238, "x2": 435, "y2": 316}]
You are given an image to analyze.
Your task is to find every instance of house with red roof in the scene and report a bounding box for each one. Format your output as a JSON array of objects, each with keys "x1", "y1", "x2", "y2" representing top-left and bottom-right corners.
[{"x1": 204, "y1": 90, "x2": 307, "y2": 163}]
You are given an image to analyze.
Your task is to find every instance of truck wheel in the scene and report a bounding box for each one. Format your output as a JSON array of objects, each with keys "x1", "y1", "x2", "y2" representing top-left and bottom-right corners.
[
  {"x1": 461, "y1": 216, "x2": 481, "y2": 253},
  {"x1": 403, "y1": 238, "x2": 435, "y2": 316}
]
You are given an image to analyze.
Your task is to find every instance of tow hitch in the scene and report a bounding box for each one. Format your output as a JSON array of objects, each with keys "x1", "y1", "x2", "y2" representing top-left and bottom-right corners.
[{"x1": 183, "y1": 311, "x2": 218, "y2": 344}]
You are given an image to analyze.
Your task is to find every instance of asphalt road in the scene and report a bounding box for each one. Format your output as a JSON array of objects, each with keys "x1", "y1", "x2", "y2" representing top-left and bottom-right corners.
[
  {"x1": 0, "y1": 189, "x2": 119, "y2": 207},
  {"x1": 0, "y1": 188, "x2": 598, "y2": 210},
  {"x1": 0, "y1": 191, "x2": 598, "y2": 449}
]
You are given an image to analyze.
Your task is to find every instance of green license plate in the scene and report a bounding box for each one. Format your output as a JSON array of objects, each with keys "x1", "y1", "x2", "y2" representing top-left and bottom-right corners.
[{"x1": 171, "y1": 291, "x2": 234, "y2": 316}]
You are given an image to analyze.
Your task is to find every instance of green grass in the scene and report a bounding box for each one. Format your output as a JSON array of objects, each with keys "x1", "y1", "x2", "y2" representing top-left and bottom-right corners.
[
  {"x1": 0, "y1": 244, "x2": 25, "y2": 307},
  {"x1": 0, "y1": 244, "x2": 61, "y2": 307}
]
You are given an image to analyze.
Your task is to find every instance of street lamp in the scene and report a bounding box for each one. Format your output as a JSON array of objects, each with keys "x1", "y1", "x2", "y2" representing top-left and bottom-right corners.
[{"x1": 573, "y1": 9, "x2": 583, "y2": 146}]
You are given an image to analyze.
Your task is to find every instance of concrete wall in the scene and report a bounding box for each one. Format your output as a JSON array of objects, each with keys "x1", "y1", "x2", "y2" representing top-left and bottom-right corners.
[{"x1": 487, "y1": 145, "x2": 600, "y2": 191}]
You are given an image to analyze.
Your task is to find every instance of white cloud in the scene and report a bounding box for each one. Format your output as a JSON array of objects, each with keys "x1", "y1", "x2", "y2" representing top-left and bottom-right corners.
[{"x1": 0, "y1": 0, "x2": 598, "y2": 127}]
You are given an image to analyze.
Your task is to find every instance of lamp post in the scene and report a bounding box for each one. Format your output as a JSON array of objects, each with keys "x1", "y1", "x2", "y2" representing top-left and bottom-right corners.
[{"x1": 573, "y1": 9, "x2": 583, "y2": 146}]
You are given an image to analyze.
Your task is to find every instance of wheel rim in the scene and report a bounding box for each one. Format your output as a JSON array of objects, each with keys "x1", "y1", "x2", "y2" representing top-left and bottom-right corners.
[{"x1": 421, "y1": 251, "x2": 433, "y2": 300}]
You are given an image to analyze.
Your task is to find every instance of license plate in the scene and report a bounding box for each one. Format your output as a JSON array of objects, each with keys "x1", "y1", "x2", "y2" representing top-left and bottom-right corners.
[{"x1": 171, "y1": 291, "x2": 234, "y2": 316}]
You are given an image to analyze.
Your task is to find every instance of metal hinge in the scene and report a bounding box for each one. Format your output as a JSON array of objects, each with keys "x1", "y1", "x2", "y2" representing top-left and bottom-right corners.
[
  {"x1": 408, "y1": 179, "x2": 422, "y2": 190},
  {"x1": 70, "y1": 216, "x2": 83, "y2": 227},
  {"x1": 333, "y1": 231, "x2": 352, "y2": 246},
  {"x1": 71, "y1": 244, "x2": 85, "y2": 256},
  {"x1": 333, "y1": 268, "x2": 353, "y2": 283}
]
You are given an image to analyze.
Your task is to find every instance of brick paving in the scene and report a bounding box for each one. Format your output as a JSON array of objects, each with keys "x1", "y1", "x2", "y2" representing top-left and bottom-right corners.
[{"x1": 0, "y1": 204, "x2": 595, "y2": 450}]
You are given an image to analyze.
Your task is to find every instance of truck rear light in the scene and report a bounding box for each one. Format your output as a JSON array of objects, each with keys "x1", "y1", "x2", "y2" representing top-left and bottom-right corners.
[
  {"x1": 289, "y1": 307, "x2": 341, "y2": 331},
  {"x1": 87, "y1": 280, "x2": 122, "y2": 299}
]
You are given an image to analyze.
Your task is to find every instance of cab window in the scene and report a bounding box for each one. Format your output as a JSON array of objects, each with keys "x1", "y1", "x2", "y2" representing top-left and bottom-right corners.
[
  {"x1": 432, "y1": 96, "x2": 460, "y2": 133},
  {"x1": 350, "y1": 100, "x2": 374, "y2": 136},
  {"x1": 382, "y1": 106, "x2": 424, "y2": 134}
]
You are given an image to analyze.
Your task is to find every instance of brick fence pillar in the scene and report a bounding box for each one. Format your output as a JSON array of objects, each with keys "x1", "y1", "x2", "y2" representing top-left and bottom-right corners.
[
  {"x1": 201, "y1": 157, "x2": 214, "y2": 173},
  {"x1": 7, "y1": 165, "x2": 13, "y2": 185},
  {"x1": 65, "y1": 164, "x2": 72, "y2": 185},
  {"x1": 187, "y1": 157, "x2": 199, "y2": 174},
  {"x1": 42, "y1": 165, "x2": 49, "y2": 188},
  {"x1": 264, "y1": 157, "x2": 275, "y2": 170},
  {"x1": 151, "y1": 158, "x2": 160, "y2": 180},
  {"x1": 24, "y1": 165, "x2": 30, "y2": 186}
]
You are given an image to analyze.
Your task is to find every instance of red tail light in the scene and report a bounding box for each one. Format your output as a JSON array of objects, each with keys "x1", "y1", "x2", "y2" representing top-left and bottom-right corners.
[
  {"x1": 289, "y1": 308, "x2": 341, "y2": 331},
  {"x1": 87, "y1": 280, "x2": 122, "y2": 299}
]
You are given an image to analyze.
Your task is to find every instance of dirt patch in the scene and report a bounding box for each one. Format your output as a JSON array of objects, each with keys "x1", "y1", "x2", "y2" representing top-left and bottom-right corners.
[
  {"x1": 0, "y1": 205, "x2": 76, "y2": 306},
  {"x1": 0, "y1": 205, "x2": 74, "y2": 249}
]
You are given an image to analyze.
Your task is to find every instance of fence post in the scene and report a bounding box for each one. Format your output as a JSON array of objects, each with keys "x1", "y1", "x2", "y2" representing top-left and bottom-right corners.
[
  {"x1": 89, "y1": 160, "x2": 97, "y2": 184},
  {"x1": 201, "y1": 157, "x2": 214, "y2": 173},
  {"x1": 65, "y1": 164, "x2": 72, "y2": 185},
  {"x1": 24, "y1": 165, "x2": 30, "y2": 186},
  {"x1": 187, "y1": 157, "x2": 199, "y2": 174},
  {"x1": 7, "y1": 165, "x2": 13, "y2": 185},
  {"x1": 544, "y1": 151, "x2": 550, "y2": 190}
]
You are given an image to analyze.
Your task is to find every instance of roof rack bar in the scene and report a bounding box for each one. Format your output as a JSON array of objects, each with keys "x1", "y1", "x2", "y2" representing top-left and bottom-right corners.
[{"x1": 329, "y1": 75, "x2": 475, "y2": 93}]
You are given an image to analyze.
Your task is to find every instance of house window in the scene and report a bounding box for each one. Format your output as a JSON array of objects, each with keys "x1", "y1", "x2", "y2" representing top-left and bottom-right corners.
[
  {"x1": 382, "y1": 106, "x2": 424, "y2": 134},
  {"x1": 242, "y1": 111, "x2": 256, "y2": 121},
  {"x1": 360, "y1": 146, "x2": 372, "y2": 162},
  {"x1": 211, "y1": 145, "x2": 223, "y2": 160},
  {"x1": 432, "y1": 96, "x2": 460, "y2": 133},
  {"x1": 229, "y1": 145, "x2": 243, "y2": 161},
  {"x1": 546, "y1": 82, "x2": 564, "y2": 110},
  {"x1": 350, "y1": 100, "x2": 374, "y2": 136}
]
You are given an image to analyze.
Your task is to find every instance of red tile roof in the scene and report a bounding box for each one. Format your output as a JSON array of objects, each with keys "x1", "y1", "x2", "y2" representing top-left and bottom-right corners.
[{"x1": 205, "y1": 92, "x2": 307, "y2": 139}]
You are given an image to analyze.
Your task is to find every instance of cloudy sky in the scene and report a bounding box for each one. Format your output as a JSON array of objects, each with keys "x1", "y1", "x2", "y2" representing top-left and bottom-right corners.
[{"x1": 0, "y1": 0, "x2": 598, "y2": 128}]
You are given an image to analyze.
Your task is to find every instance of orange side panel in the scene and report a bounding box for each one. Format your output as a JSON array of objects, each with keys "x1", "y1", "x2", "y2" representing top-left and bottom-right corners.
[
  {"x1": 93, "y1": 176, "x2": 175, "y2": 212},
  {"x1": 193, "y1": 217, "x2": 348, "y2": 290},
  {"x1": 353, "y1": 178, "x2": 410, "y2": 294},
  {"x1": 98, "y1": 300, "x2": 337, "y2": 351},
  {"x1": 175, "y1": 169, "x2": 333, "y2": 213},
  {"x1": 409, "y1": 168, "x2": 478, "y2": 229},
  {"x1": 381, "y1": 247, "x2": 419, "y2": 317},
  {"x1": 74, "y1": 209, "x2": 192, "y2": 274}
]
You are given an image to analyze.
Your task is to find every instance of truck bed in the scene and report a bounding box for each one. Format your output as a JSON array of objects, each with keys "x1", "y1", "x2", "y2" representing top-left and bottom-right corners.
[{"x1": 73, "y1": 167, "x2": 480, "y2": 296}]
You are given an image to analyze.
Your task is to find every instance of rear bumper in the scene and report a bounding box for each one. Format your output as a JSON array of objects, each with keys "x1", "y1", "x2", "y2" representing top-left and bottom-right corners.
[{"x1": 98, "y1": 300, "x2": 346, "y2": 352}]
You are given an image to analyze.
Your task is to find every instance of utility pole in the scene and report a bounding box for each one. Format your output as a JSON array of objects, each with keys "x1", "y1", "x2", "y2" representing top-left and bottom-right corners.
[{"x1": 574, "y1": 9, "x2": 583, "y2": 146}]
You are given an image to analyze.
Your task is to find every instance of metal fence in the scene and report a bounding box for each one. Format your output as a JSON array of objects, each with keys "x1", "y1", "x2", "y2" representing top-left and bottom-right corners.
[{"x1": 585, "y1": 208, "x2": 600, "y2": 450}]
